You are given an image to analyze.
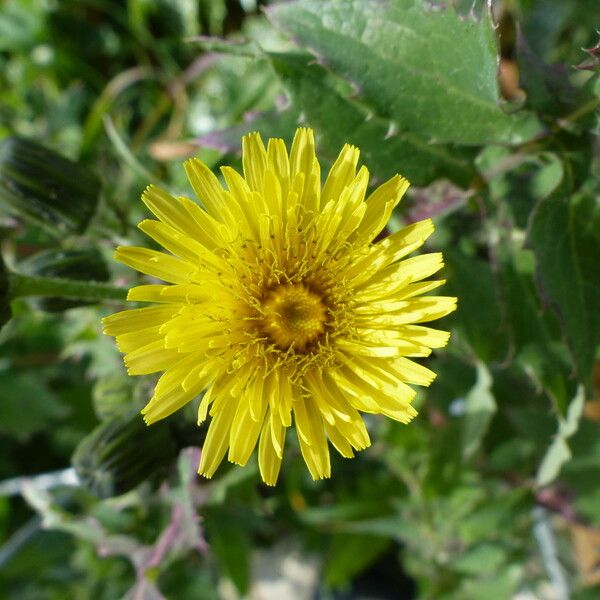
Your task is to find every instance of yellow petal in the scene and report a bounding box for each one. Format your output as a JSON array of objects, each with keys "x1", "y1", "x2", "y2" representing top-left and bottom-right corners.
[
  {"x1": 324, "y1": 421, "x2": 354, "y2": 458},
  {"x1": 127, "y1": 284, "x2": 171, "y2": 303},
  {"x1": 289, "y1": 127, "x2": 321, "y2": 214},
  {"x1": 242, "y1": 131, "x2": 268, "y2": 192},
  {"x1": 143, "y1": 364, "x2": 210, "y2": 424},
  {"x1": 116, "y1": 326, "x2": 162, "y2": 354},
  {"x1": 258, "y1": 412, "x2": 286, "y2": 486},
  {"x1": 322, "y1": 143, "x2": 360, "y2": 204},
  {"x1": 124, "y1": 340, "x2": 180, "y2": 375},
  {"x1": 184, "y1": 158, "x2": 227, "y2": 220},
  {"x1": 198, "y1": 396, "x2": 237, "y2": 478},
  {"x1": 102, "y1": 305, "x2": 178, "y2": 336},
  {"x1": 353, "y1": 174, "x2": 409, "y2": 243},
  {"x1": 228, "y1": 381, "x2": 267, "y2": 466},
  {"x1": 141, "y1": 185, "x2": 220, "y2": 246},
  {"x1": 398, "y1": 325, "x2": 451, "y2": 348},
  {"x1": 293, "y1": 396, "x2": 331, "y2": 480},
  {"x1": 115, "y1": 246, "x2": 196, "y2": 284},
  {"x1": 138, "y1": 219, "x2": 210, "y2": 263}
]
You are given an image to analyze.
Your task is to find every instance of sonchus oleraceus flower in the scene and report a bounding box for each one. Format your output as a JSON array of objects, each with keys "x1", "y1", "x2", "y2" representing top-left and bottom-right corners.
[{"x1": 103, "y1": 128, "x2": 457, "y2": 485}]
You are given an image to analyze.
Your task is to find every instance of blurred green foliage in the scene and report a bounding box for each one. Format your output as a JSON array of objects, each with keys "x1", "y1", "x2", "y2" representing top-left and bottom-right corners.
[{"x1": 1, "y1": 0, "x2": 600, "y2": 598}]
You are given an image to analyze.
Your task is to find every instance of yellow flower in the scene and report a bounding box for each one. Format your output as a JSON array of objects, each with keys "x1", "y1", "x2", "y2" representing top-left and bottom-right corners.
[{"x1": 103, "y1": 128, "x2": 456, "y2": 485}]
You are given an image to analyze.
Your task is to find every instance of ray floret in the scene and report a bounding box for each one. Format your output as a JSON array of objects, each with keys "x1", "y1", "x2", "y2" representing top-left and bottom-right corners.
[{"x1": 103, "y1": 128, "x2": 457, "y2": 485}]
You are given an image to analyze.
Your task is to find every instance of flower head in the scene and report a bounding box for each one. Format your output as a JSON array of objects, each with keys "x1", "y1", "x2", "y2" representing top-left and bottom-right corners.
[{"x1": 103, "y1": 128, "x2": 456, "y2": 485}]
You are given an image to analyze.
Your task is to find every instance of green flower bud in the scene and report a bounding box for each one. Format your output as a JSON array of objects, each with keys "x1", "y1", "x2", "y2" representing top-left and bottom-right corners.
[
  {"x1": 72, "y1": 408, "x2": 179, "y2": 498},
  {"x1": 0, "y1": 137, "x2": 100, "y2": 234}
]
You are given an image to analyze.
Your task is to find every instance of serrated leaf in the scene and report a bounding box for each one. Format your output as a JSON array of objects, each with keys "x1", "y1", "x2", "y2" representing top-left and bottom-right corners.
[
  {"x1": 199, "y1": 52, "x2": 477, "y2": 187},
  {"x1": 271, "y1": 52, "x2": 477, "y2": 187},
  {"x1": 268, "y1": 0, "x2": 541, "y2": 145},
  {"x1": 528, "y1": 190, "x2": 600, "y2": 388}
]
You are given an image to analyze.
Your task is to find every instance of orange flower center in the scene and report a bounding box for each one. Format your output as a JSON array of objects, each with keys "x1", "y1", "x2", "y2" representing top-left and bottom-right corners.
[{"x1": 261, "y1": 283, "x2": 328, "y2": 350}]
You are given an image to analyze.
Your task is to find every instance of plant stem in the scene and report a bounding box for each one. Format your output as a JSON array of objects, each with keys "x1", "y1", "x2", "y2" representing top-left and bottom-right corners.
[
  {"x1": 0, "y1": 468, "x2": 79, "y2": 497},
  {"x1": 9, "y1": 273, "x2": 128, "y2": 302},
  {"x1": 0, "y1": 517, "x2": 41, "y2": 568},
  {"x1": 532, "y1": 506, "x2": 570, "y2": 600}
]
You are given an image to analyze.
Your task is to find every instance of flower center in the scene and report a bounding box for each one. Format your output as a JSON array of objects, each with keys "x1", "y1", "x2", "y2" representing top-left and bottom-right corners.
[{"x1": 261, "y1": 283, "x2": 328, "y2": 350}]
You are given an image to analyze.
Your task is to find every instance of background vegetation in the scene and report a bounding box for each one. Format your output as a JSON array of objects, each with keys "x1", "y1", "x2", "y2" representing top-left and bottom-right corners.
[{"x1": 1, "y1": 0, "x2": 599, "y2": 598}]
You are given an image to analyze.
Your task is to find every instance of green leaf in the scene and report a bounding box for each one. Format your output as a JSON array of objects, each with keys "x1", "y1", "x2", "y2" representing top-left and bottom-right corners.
[
  {"x1": 451, "y1": 543, "x2": 507, "y2": 575},
  {"x1": 497, "y1": 246, "x2": 572, "y2": 412},
  {"x1": 462, "y1": 363, "x2": 496, "y2": 461},
  {"x1": 200, "y1": 52, "x2": 477, "y2": 187},
  {"x1": 325, "y1": 515, "x2": 421, "y2": 542},
  {"x1": 479, "y1": 146, "x2": 564, "y2": 228},
  {"x1": 561, "y1": 421, "x2": 600, "y2": 524},
  {"x1": 270, "y1": 52, "x2": 477, "y2": 187},
  {"x1": 0, "y1": 1, "x2": 43, "y2": 51},
  {"x1": 324, "y1": 534, "x2": 391, "y2": 588},
  {"x1": 455, "y1": 565, "x2": 522, "y2": 600},
  {"x1": 189, "y1": 36, "x2": 261, "y2": 58},
  {"x1": 444, "y1": 249, "x2": 509, "y2": 363},
  {"x1": 267, "y1": 0, "x2": 541, "y2": 145},
  {"x1": 457, "y1": 489, "x2": 530, "y2": 544},
  {"x1": 536, "y1": 386, "x2": 585, "y2": 487},
  {"x1": 0, "y1": 371, "x2": 69, "y2": 441},
  {"x1": 299, "y1": 500, "x2": 390, "y2": 528},
  {"x1": 517, "y1": 30, "x2": 582, "y2": 116},
  {"x1": 528, "y1": 190, "x2": 600, "y2": 388},
  {"x1": 203, "y1": 509, "x2": 251, "y2": 595}
]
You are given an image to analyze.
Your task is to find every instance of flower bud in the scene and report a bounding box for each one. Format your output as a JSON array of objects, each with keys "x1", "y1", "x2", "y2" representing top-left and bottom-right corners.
[
  {"x1": 72, "y1": 408, "x2": 179, "y2": 498},
  {"x1": 0, "y1": 137, "x2": 100, "y2": 234}
]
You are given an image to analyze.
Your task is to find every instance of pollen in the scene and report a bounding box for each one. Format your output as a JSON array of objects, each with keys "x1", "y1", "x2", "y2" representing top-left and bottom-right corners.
[{"x1": 261, "y1": 283, "x2": 328, "y2": 350}]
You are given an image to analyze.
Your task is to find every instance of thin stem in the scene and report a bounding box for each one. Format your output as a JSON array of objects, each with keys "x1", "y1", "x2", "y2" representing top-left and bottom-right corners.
[
  {"x1": 0, "y1": 517, "x2": 41, "y2": 568},
  {"x1": 532, "y1": 506, "x2": 570, "y2": 600},
  {"x1": 0, "y1": 468, "x2": 79, "y2": 497},
  {"x1": 558, "y1": 96, "x2": 600, "y2": 127},
  {"x1": 9, "y1": 273, "x2": 128, "y2": 302},
  {"x1": 103, "y1": 114, "x2": 162, "y2": 185}
]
